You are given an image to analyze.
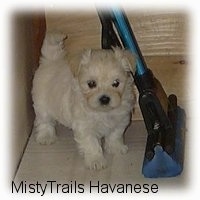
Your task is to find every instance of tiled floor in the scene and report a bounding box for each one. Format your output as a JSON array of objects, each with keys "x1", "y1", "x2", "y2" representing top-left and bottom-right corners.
[{"x1": 14, "y1": 120, "x2": 188, "y2": 190}]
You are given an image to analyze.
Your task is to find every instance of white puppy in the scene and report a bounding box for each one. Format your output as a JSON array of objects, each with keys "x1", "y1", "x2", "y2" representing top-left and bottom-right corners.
[{"x1": 32, "y1": 32, "x2": 136, "y2": 170}]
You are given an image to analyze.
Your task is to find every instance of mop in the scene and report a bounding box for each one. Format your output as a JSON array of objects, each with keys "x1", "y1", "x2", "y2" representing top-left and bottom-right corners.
[{"x1": 98, "y1": 8, "x2": 186, "y2": 178}]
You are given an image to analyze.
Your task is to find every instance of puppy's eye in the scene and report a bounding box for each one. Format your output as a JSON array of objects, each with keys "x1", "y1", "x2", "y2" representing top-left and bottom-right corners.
[
  {"x1": 112, "y1": 79, "x2": 120, "y2": 88},
  {"x1": 87, "y1": 80, "x2": 97, "y2": 89}
]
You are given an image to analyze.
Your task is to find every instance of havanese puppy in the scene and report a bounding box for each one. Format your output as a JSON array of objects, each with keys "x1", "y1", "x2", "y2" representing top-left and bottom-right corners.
[{"x1": 32, "y1": 32, "x2": 136, "y2": 170}]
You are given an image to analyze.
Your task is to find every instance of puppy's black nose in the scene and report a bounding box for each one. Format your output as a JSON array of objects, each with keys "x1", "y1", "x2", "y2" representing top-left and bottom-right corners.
[{"x1": 99, "y1": 95, "x2": 110, "y2": 105}]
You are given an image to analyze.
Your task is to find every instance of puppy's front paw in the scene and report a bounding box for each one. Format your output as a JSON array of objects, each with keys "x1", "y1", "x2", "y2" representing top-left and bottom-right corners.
[
  {"x1": 118, "y1": 144, "x2": 128, "y2": 154},
  {"x1": 105, "y1": 143, "x2": 128, "y2": 155},
  {"x1": 85, "y1": 154, "x2": 107, "y2": 170},
  {"x1": 36, "y1": 132, "x2": 57, "y2": 145},
  {"x1": 35, "y1": 126, "x2": 56, "y2": 145}
]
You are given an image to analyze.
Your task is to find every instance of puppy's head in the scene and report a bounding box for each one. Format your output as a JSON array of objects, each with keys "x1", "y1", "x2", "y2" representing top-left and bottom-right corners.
[{"x1": 77, "y1": 48, "x2": 135, "y2": 112}]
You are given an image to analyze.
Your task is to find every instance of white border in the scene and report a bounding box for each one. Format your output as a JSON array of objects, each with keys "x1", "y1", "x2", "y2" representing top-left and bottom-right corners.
[{"x1": 1, "y1": 0, "x2": 200, "y2": 199}]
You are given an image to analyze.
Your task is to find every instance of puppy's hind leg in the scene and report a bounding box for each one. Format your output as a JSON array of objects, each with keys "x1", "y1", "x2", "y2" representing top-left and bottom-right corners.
[{"x1": 33, "y1": 114, "x2": 56, "y2": 145}]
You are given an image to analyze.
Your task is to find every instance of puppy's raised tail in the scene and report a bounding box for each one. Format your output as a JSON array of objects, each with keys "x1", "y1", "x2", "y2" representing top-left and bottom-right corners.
[{"x1": 40, "y1": 32, "x2": 67, "y2": 62}]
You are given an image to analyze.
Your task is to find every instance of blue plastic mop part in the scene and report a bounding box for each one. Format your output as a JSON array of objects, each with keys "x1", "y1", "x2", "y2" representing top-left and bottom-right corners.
[{"x1": 142, "y1": 107, "x2": 186, "y2": 178}]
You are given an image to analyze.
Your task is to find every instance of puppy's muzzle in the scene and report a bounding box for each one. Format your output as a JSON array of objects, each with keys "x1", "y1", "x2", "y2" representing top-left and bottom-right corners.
[{"x1": 99, "y1": 95, "x2": 110, "y2": 105}]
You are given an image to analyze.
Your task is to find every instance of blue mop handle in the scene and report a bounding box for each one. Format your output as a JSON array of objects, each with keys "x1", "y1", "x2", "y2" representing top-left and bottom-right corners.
[{"x1": 112, "y1": 8, "x2": 147, "y2": 76}]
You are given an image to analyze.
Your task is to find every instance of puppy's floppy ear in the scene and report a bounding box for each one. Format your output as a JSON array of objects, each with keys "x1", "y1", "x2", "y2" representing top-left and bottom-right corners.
[
  {"x1": 113, "y1": 48, "x2": 136, "y2": 74},
  {"x1": 71, "y1": 49, "x2": 92, "y2": 77},
  {"x1": 79, "y1": 49, "x2": 92, "y2": 66},
  {"x1": 77, "y1": 49, "x2": 92, "y2": 76}
]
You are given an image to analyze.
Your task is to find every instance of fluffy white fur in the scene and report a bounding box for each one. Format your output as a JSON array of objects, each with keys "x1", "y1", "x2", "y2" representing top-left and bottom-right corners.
[{"x1": 32, "y1": 32, "x2": 136, "y2": 170}]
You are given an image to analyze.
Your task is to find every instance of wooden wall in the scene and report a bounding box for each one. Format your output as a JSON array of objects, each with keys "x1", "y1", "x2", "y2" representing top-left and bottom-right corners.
[
  {"x1": 11, "y1": 12, "x2": 46, "y2": 178},
  {"x1": 45, "y1": 9, "x2": 188, "y2": 56}
]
